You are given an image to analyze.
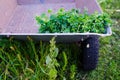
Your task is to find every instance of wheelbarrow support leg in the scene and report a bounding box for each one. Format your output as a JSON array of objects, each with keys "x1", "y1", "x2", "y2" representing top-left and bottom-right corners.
[{"x1": 81, "y1": 36, "x2": 99, "y2": 71}]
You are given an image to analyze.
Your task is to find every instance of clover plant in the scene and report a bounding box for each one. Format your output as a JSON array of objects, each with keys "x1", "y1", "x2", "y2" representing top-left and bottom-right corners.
[{"x1": 36, "y1": 8, "x2": 112, "y2": 33}]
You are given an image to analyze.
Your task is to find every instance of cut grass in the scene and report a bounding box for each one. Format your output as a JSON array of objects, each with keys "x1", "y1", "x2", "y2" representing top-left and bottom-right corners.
[{"x1": 0, "y1": 19, "x2": 120, "y2": 79}]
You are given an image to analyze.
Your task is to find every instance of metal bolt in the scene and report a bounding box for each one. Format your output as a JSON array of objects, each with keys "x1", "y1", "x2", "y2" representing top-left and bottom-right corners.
[{"x1": 86, "y1": 44, "x2": 90, "y2": 48}]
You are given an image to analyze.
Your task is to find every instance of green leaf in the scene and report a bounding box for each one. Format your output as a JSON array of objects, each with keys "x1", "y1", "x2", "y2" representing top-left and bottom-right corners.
[
  {"x1": 54, "y1": 48, "x2": 59, "y2": 57},
  {"x1": 48, "y1": 9, "x2": 52, "y2": 14},
  {"x1": 46, "y1": 55, "x2": 52, "y2": 65},
  {"x1": 48, "y1": 69, "x2": 57, "y2": 79}
]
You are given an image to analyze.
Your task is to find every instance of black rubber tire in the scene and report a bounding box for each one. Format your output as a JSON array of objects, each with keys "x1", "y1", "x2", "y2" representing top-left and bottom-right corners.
[{"x1": 81, "y1": 36, "x2": 99, "y2": 71}]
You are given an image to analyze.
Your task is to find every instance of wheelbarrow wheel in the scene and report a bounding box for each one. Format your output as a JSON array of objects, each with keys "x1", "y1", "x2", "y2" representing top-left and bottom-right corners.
[{"x1": 81, "y1": 36, "x2": 99, "y2": 71}]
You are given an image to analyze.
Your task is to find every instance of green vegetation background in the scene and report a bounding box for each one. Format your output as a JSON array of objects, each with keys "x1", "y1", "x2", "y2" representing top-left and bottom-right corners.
[{"x1": 0, "y1": 0, "x2": 120, "y2": 80}]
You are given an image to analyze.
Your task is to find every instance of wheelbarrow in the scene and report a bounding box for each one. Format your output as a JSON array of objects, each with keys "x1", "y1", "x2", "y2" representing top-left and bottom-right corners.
[{"x1": 0, "y1": 0, "x2": 112, "y2": 70}]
